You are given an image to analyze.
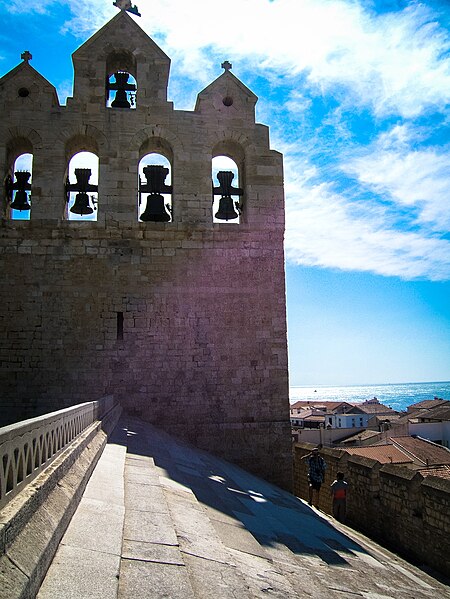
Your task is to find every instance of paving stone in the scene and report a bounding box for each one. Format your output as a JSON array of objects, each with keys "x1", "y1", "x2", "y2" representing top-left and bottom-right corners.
[
  {"x1": 211, "y1": 519, "x2": 269, "y2": 560},
  {"x1": 123, "y1": 509, "x2": 178, "y2": 546},
  {"x1": 118, "y1": 559, "x2": 195, "y2": 599},
  {"x1": 60, "y1": 497, "x2": 124, "y2": 555},
  {"x1": 122, "y1": 539, "x2": 184, "y2": 565},
  {"x1": 37, "y1": 545, "x2": 120, "y2": 599},
  {"x1": 181, "y1": 552, "x2": 254, "y2": 599},
  {"x1": 124, "y1": 482, "x2": 169, "y2": 513}
]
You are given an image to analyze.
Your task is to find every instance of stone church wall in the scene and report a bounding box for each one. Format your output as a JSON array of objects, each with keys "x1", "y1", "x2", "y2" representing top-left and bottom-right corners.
[{"x1": 0, "y1": 12, "x2": 292, "y2": 490}]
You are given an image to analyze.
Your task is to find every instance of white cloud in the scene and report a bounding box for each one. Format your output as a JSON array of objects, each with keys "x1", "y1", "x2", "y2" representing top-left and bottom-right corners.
[
  {"x1": 139, "y1": 0, "x2": 450, "y2": 118},
  {"x1": 283, "y1": 153, "x2": 450, "y2": 281},
  {"x1": 344, "y1": 125, "x2": 450, "y2": 231}
]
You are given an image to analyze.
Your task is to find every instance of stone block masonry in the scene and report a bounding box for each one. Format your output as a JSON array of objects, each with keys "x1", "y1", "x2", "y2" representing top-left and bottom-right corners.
[{"x1": 0, "y1": 11, "x2": 292, "y2": 489}]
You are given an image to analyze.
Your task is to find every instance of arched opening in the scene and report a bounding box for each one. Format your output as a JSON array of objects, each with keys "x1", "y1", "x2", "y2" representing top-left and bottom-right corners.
[
  {"x1": 65, "y1": 151, "x2": 99, "y2": 221},
  {"x1": 106, "y1": 51, "x2": 137, "y2": 109},
  {"x1": 138, "y1": 153, "x2": 172, "y2": 222},
  {"x1": 212, "y1": 155, "x2": 242, "y2": 223},
  {"x1": 8, "y1": 153, "x2": 33, "y2": 220}
]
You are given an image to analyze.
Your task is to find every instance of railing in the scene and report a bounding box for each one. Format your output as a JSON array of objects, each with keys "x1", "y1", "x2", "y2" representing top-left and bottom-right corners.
[{"x1": 0, "y1": 396, "x2": 117, "y2": 510}]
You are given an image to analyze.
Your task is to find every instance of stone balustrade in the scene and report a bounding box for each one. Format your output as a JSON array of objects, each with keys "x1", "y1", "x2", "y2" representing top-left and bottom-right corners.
[{"x1": 0, "y1": 396, "x2": 116, "y2": 510}]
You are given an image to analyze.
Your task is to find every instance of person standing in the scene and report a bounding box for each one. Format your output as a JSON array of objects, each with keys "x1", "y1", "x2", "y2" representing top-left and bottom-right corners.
[
  {"x1": 302, "y1": 447, "x2": 326, "y2": 507},
  {"x1": 330, "y1": 471, "x2": 348, "y2": 522}
]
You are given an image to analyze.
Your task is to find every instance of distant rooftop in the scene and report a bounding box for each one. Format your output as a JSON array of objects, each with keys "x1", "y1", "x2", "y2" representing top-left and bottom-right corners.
[
  {"x1": 343, "y1": 444, "x2": 413, "y2": 464},
  {"x1": 417, "y1": 465, "x2": 450, "y2": 480},
  {"x1": 386, "y1": 436, "x2": 450, "y2": 466},
  {"x1": 339, "y1": 430, "x2": 382, "y2": 444}
]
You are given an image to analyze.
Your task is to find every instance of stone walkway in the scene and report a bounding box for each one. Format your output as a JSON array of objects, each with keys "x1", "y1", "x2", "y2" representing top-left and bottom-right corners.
[{"x1": 37, "y1": 416, "x2": 450, "y2": 598}]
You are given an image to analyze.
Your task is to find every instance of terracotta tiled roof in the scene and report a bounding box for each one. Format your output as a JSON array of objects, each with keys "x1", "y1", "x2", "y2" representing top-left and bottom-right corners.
[
  {"x1": 303, "y1": 415, "x2": 325, "y2": 422},
  {"x1": 418, "y1": 465, "x2": 450, "y2": 480},
  {"x1": 343, "y1": 445, "x2": 413, "y2": 464},
  {"x1": 290, "y1": 401, "x2": 361, "y2": 414},
  {"x1": 291, "y1": 400, "x2": 342, "y2": 410},
  {"x1": 357, "y1": 403, "x2": 398, "y2": 415},
  {"x1": 388, "y1": 436, "x2": 450, "y2": 466}
]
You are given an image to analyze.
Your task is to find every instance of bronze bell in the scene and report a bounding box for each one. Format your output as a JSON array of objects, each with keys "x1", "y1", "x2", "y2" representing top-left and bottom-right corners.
[
  {"x1": 70, "y1": 192, "x2": 94, "y2": 216},
  {"x1": 140, "y1": 194, "x2": 171, "y2": 222},
  {"x1": 9, "y1": 171, "x2": 32, "y2": 211},
  {"x1": 215, "y1": 196, "x2": 239, "y2": 221}
]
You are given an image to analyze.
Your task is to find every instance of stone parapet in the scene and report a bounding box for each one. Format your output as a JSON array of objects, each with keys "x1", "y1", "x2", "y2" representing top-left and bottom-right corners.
[
  {"x1": 293, "y1": 443, "x2": 450, "y2": 578},
  {"x1": 0, "y1": 398, "x2": 121, "y2": 598}
]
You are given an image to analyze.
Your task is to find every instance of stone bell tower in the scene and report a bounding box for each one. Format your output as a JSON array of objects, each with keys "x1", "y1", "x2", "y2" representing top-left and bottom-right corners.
[{"x1": 0, "y1": 9, "x2": 292, "y2": 489}]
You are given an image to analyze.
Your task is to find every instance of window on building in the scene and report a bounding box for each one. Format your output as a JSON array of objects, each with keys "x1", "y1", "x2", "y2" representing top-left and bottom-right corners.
[
  {"x1": 9, "y1": 153, "x2": 33, "y2": 220},
  {"x1": 138, "y1": 153, "x2": 172, "y2": 222},
  {"x1": 212, "y1": 155, "x2": 242, "y2": 223},
  {"x1": 66, "y1": 151, "x2": 99, "y2": 221}
]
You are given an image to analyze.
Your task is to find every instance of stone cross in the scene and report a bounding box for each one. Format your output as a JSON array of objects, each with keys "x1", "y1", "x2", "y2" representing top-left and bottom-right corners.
[
  {"x1": 21, "y1": 51, "x2": 32, "y2": 63},
  {"x1": 221, "y1": 61, "x2": 232, "y2": 72}
]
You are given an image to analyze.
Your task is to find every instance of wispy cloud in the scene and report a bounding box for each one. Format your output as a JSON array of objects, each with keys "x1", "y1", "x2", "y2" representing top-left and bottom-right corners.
[
  {"x1": 344, "y1": 124, "x2": 450, "y2": 231},
  {"x1": 284, "y1": 163, "x2": 450, "y2": 281},
  {"x1": 6, "y1": 0, "x2": 58, "y2": 14}
]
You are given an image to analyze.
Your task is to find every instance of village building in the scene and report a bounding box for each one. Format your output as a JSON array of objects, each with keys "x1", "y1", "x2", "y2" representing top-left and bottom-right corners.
[{"x1": 290, "y1": 398, "x2": 400, "y2": 445}]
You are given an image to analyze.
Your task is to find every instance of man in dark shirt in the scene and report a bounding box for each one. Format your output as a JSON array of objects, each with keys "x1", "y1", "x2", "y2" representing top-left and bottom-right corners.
[{"x1": 302, "y1": 447, "x2": 327, "y2": 507}]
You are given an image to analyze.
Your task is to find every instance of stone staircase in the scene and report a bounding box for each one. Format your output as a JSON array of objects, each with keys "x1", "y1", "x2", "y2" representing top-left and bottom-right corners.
[{"x1": 37, "y1": 417, "x2": 450, "y2": 599}]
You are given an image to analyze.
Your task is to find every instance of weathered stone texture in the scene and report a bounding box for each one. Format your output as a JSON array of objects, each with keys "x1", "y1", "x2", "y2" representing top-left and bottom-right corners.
[{"x1": 0, "y1": 12, "x2": 291, "y2": 489}]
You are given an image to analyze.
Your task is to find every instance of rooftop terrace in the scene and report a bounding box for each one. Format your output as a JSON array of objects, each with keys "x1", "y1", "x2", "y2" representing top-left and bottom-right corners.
[{"x1": 29, "y1": 416, "x2": 450, "y2": 598}]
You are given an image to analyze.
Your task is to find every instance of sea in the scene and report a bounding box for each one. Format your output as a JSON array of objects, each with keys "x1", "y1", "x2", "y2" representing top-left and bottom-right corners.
[{"x1": 289, "y1": 381, "x2": 450, "y2": 412}]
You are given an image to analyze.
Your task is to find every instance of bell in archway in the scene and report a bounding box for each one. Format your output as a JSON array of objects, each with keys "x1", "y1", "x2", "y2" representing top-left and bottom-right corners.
[
  {"x1": 70, "y1": 192, "x2": 94, "y2": 215},
  {"x1": 109, "y1": 72, "x2": 136, "y2": 109},
  {"x1": 140, "y1": 194, "x2": 171, "y2": 222},
  {"x1": 65, "y1": 168, "x2": 98, "y2": 217},
  {"x1": 212, "y1": 170, "x2": 243, "y2": 221},
  {"x1": 9, "y1": 171, "x2": 32, "y2": 211},
  {"x1": 215, "y1": 196, "x2": 239, "y2": 220},
  {"x1": 138, "y1": 165, "x2": 173, "y2": 222}
]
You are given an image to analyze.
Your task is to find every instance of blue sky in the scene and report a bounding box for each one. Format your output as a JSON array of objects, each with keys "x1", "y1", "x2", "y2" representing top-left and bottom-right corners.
[{"x1": 1, "y1": 0, "x2": 449, "y2": 386}]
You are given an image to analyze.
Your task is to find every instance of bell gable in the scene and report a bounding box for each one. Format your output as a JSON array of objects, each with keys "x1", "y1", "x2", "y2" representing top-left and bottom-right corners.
[
  {"x1": 195, "y1": 65, "x2": 258, "y2": 124},
  {"x1": 0, "y1": 57, "x2": 60, "y2": 112},
  {"x1": 71, "y1": 10, "x2": 171, "y2": 108}
]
